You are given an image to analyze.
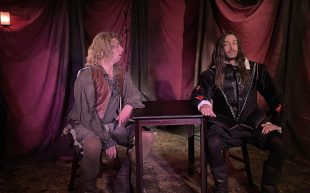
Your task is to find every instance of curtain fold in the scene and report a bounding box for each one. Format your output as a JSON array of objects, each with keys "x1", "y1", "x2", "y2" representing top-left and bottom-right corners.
[
  {"x1": 146, "y1": 0, "x2": 200, "y2": 100},
  {"x1": 0, "y1": 0, "x2": 69, "y2": 156},
  {"x1": 131, "y1": 0, "x2": 149, "y2": 99},
  {"x1": 284, "y1": 0, "x2": 310, "y2": 158},
  {"x1": 197, "y1": 0, "x2": 310, "y2": 158},
  {"x1": 0, "y1": 0, "x2": 309, "y2": 159},
  {"x1": 215, "y1": 0, "x2": 281, "y2": 64},
  {"x1": 82, "y1": 0, "x2": 132, "y2": 69}
]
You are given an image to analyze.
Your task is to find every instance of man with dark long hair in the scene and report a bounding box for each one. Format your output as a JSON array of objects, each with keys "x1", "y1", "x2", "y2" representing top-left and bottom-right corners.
[{"x1": 192, "y1": 32, "x2": 286, "y2": 193}]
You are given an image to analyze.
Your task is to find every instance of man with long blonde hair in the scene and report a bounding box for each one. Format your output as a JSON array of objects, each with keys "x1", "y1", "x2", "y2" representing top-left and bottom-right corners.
[{"x1": 68, "y1": 32, "x2": 155, "y2": 193}]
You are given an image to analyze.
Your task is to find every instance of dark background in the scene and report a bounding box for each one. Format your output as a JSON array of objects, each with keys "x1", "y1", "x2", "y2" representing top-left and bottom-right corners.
[{"x1": 0, "y1": 0, "x2": 309, "y2": 161}]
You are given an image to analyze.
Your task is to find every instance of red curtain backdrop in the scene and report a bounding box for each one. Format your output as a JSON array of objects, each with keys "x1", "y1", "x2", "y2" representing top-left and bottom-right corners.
[
  {"x1": 215, "y1": 0, "x2": 283, "y2": 74},
  {"x1": 209, "y1": 0, "x2": 286, "y2": 109},
  {"x1": 82, "y1": 0, "x2": 132, "y2": 69},
  {"x1": 198, "y1": 0, "x2": 310, "y2": 157},
  {"x1": 0, "y1": 0, "x2": 309, "y2": 158},
  {"x1": 147, "y1": 0, "x2": 200, "y2": 100},
  {"x1": 0, "y1": 0, "x2": 69, "y2": 156},
  {"x1": 284, "y1": 1, "x2": 310, "y2": 157}
]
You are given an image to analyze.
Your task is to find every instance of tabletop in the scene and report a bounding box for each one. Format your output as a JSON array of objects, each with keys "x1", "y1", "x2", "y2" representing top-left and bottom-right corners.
[{"x1": 132, "y1": 100, "x2": 203, "y2": 120}]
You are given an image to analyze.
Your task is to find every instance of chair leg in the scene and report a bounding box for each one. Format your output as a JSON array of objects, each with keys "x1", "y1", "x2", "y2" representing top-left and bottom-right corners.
[
  {"x1": 188, "y1": 125, "x2": 195, "y2": 175},
  {"x1": 241, "y1": 144, "x2": 254, "y2": 185},
  {"x1": 68, "y1": 150, "x2": 81, "y2": 191},
  {"x1": 223, "y1": 145, "x2": 254, "y2": 186},
  {"x1": 67, "y1": 146, "x2": 131, "y2": 192}
]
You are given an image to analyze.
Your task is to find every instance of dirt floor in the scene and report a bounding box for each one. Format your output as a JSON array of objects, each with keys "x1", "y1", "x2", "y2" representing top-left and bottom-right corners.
[{"x1": 0, "y1": 127, "x2": 309, "y2": 193}]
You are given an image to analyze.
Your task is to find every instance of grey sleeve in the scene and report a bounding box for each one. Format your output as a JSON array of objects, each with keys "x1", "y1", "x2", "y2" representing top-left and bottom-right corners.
[
  {"x1": 122, "y1": 72, "x2": 145, "y2": 109},
  {"x1": 70, "y1": 69, "x2": 116, "y2": 148}
]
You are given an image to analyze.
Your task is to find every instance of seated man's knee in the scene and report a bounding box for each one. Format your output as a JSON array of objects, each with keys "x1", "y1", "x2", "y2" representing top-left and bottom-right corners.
[
  {"x1": 129, "y1": 131, "x2": 155, "y2": 163},
  {"x1": 207, "y1": 134, "x2": 223, "y2": 150},
  {"x1": 142, "y1": 131, "x2": 155, "y2": 146},
  {"x1": 82, "y1": 136, "x2": 102, "y2": 157}
]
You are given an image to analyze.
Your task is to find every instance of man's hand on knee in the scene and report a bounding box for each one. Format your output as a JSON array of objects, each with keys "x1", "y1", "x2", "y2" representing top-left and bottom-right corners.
[
  {"x1": 105, "y1": 145, "x2": 117, "y2": 159},
  {"x1": 261, "y1": 122, "x2": 282, "y2": 135}
]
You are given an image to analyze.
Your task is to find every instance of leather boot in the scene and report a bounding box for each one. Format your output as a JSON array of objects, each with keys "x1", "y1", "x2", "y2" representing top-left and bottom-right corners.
[
  {"x1": 113, "y1": 157, "x2": 131, "y2": 193},
  {"x1": 80, "y1": 163, "x2": 100, "y2": 193},
  {"x1": 130, "y1": 160, "x2": 136, "y2": 193},
  {"x1": 129, "y1": 160, "x2": 147, "y2": 193},
  {"x1": 261, "y1": 162, "x2": 282, "y2": 193},
  {"x1": 80, "y1": 178, "x2": 102, "y2": 193},
  {"x1": 210, "y1": 165, "x2": 228, "y2": 193}
]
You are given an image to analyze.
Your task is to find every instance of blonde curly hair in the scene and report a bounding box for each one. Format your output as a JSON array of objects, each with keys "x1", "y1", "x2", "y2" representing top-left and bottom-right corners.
[{"x1": 86, "y1": 32, "x2": 121, "y2": 66}]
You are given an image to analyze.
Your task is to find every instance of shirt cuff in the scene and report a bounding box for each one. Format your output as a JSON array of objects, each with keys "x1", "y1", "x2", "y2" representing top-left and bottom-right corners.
[
  {"x1": 198, "y1": 100, "x2": 212, "y2": 111},
  {"x1": 102, "y1": 139, "x2": 117, "y2": 149}
]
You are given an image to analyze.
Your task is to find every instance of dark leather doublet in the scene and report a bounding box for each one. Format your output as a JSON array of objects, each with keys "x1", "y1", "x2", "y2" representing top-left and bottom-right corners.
[
  {"x1": 192, "y1": 61, "x2": 282, "y2": 130},
  {"x1": 207, "y1": 62, "x2": 266, "y2": 130},
  {"x1": 212, "y1": 63, "x2": 257, "y2": 123}
]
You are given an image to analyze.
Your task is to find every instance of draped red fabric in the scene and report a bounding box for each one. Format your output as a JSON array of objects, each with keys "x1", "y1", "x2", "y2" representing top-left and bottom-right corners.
[
  {"x1": 0, "y1": 0, "x2": 69, "y2": 156},
  {"x1": 147, "y1": 0, "x2": 199, "y2": 100},
  {"x1": 300, "y1": 12, "x2": 310, "y2": 153},
  {"x1": 0, "y1": 0, "x2": 309, "y2": 159},
  {"x1": 285, "y1": 4, "x2": 310, "y2": 157},
  {"x1": 207, "y1": 0, "x2": 310, "y2": 157},
  {"x1": 212, "y1": 0, "x2": 284, "y2": 109},
  {"x1": 215, "y1": 0, "x2": 281, "y2": 66},
  {"x1": 82, "y1": 0, "x2": 132, "y2": 69},
  {"x1": 304, "y1": 13, "x2": 310, "y2": 87}
]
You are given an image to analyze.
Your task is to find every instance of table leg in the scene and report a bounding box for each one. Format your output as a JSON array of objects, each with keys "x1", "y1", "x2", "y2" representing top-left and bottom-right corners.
[
  {"x1": 200, "y1": 118, "x2": 207, "y2": 193},
  {"x1": 135, "y1": 121, "x2": 143, "y2": 193},
  {"x1": 188, "y1": 125, "x2": 195, "y2": 175}
]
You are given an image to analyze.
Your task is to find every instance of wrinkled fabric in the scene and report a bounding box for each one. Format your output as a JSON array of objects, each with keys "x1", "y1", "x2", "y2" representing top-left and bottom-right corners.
[
  {"x1": 68, "y1": 65, "x2": 144, "y2": 149},
  {"x1": 0, "y1": 0, "x2": 69, "y2": 156},
  {"x1": 192, "y1": 62, "x2": 282, "y2": 129}
]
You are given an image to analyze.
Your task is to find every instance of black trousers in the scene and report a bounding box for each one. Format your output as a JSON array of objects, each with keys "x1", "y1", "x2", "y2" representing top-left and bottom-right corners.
[{"x1": 207, "y1": 123, "x2": 287, "y2": 169}]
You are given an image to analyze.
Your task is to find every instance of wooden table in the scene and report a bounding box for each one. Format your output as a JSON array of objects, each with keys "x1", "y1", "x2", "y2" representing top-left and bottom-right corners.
[{"x1": 132, "y1": 100, "x2": 207, "y2": 193}]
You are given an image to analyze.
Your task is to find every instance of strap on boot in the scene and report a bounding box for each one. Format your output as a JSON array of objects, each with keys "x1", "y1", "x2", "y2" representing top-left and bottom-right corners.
[{"x1": 210, "y1": 165, "x2": 228, "y2": 193}]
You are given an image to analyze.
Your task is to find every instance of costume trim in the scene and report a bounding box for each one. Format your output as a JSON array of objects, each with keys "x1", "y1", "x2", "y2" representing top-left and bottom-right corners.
[
  {"x1": 219, "y1": 63, "x2": 257, "y2": 120},
  {"x1": 236, "y1": 63, "x2": 257, "y2": 120},
  {"x1": 76, "y1": 66, "x2": 91, "y2": 77}
]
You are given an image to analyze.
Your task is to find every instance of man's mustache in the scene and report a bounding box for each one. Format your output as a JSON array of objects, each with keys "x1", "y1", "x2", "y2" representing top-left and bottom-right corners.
[{"x1": 227, "y1": 50, "x2": 237, "y2": 54}]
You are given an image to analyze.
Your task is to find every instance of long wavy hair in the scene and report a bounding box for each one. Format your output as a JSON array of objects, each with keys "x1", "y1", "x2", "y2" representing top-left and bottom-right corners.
[
  {"x1": 86, "y1": 32, "x2": 121, "y2": 66},
  {"x1": 211, "y1": 32, "x2": 250, "y2": 88}
]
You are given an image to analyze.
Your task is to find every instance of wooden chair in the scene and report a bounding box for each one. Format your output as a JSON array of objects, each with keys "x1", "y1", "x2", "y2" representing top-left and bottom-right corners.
[
  {"x1": 223, "y1": 143, "x2": 254, "y2": 185},
  {"x1": 68, "y1": 140, "x2": 84, "y2": 192},
  {"x1": 67, "y1": 134, "x2": 121, "y2": 192}
]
